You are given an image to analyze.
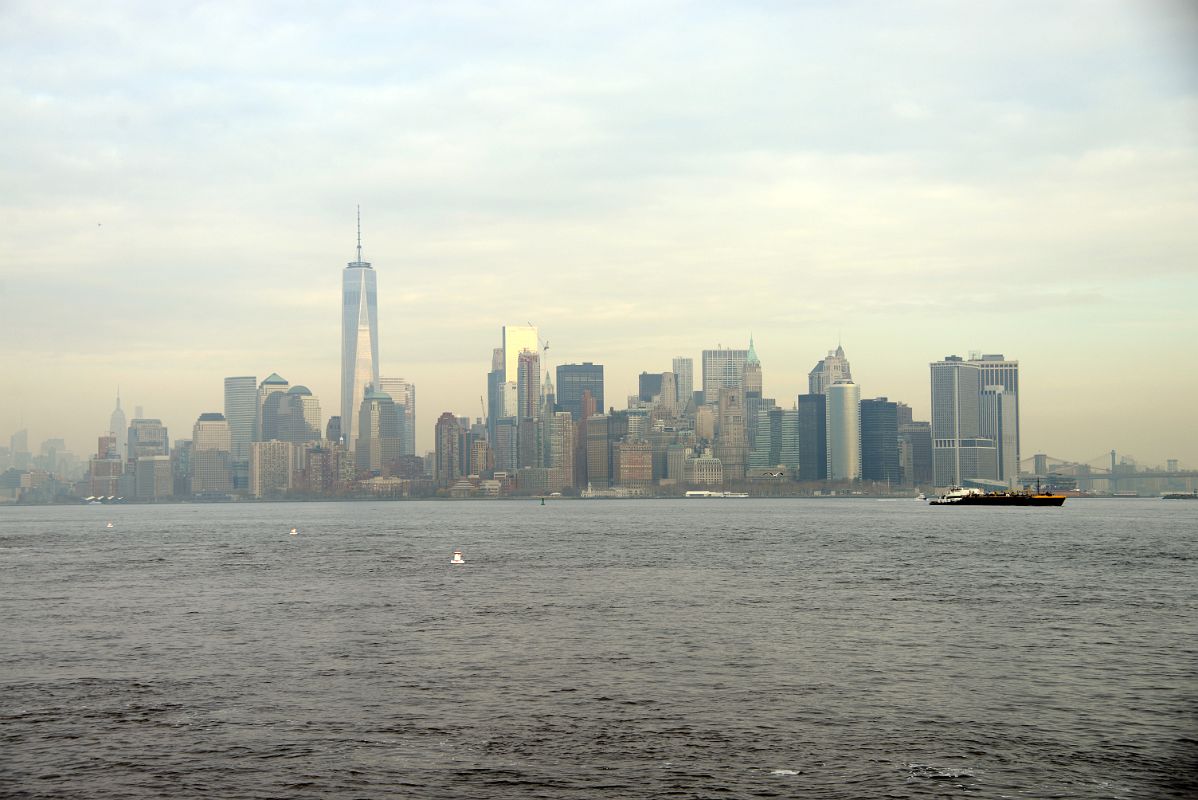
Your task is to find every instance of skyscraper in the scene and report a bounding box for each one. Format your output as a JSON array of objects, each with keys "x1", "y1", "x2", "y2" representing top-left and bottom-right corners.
[
  {"x1": 860, "y1": 397, "x2": 900, "y2": 485},
  {"x1": 262, "y1": 386, "x2": 322, "y2": 444},
  {"x1": 974, "y1": 354, "x2": 1020, "y2": 484},
  {"x1": 743, "y1": 337, "x2": 762, "y2": 399},
  {"x1": 672, "y1": 357, "x2": 694, "y2": 407},
  {"x1": 108, "y1": 392, "x2": 127, "y2": 462},
  {"x1": 224, "y1": 376, "x2": 256, "y2": 462},
  {"x1": 701, "y1": 348, "x2": 748, "y2": 403},
  {"x1": 980, "y1": 384, "x2": 1018, "y2": 486},
  {"x1": 797, "y1": 394, "x2": 827, "y2": 481},
  {"x1": 379, "y1": 377, "x2": 416, "y2": 456},
  {"x1": 825, "y1": 381, "x2": 861, "y2": 481},
  {"x1": 434, "y1": 412, "x2": 462, "y2": 488},
  {"x1": 715, "y1": 386, "x2": 748, "y2": 481},
  {"x1": 502, "y1": 325, "x2": 538, "y2": 382},
  {"x1": 356, "y1": 388, "x2": 402, "y2": 475},
  {"x1": 341, "y1": 209, "x2": 380, "y2": 453},
  {"x1": 516, "y1": 349, "x2": 541, "y2": 421},
  {"x1": 636, "y1": 372, "x2": 662, "y2": 404},
  {"x1": 808, "y1": 345, "x2": 852, "y2": 395},
  {"x1": 128, "y1": 419, "x2": 169, "y2": 460},
  {"x1": 930, "y1": 356, "x2": 999, "y2": 487},
  {"x1": 556, "y1": 363, "x2": 604, "y2": 421},
  {"x1": 191, "y1": 413, "x2": 232, "y2": 495},
  {"x1": 256, "y1": 373, "x2": 289, "y2": 440}
]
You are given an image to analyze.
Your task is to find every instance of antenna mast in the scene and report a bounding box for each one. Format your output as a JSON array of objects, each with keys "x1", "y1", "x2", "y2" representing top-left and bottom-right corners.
[{"x1": 356, "y1": 205, "x2": 362, "y2": 262}]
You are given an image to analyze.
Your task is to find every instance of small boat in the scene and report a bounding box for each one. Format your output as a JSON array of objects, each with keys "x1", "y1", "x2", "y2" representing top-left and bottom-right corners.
[
  {"x1": 105, "y1": 522, "x2": 114, "y2": 529},
  {"x1": 916, "y1": 492, "x2": 926, "y2": 501},
  {"x1": 450, "y1": 549, "x2": 465, "y2": 565},
  {"x1": 289, "y1": 528, "x2": 298, "y2": 535}
]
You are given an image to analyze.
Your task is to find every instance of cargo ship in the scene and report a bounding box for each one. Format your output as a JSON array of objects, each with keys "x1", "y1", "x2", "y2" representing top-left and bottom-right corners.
[{"x1": 929, "y1": 486, "x2": 1066, "y2": 507}]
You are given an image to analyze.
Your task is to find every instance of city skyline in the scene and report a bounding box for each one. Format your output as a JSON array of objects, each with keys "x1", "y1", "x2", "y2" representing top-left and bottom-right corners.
[{"x1": 2, "y1": 3, "x2": 1196, "y2": 465}]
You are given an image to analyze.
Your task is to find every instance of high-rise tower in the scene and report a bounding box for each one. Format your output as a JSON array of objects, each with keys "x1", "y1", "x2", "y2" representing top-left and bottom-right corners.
[
  {"x1": 825, "y1": 381, "x2": 861, "y2": 481},
  {"x1": 108, "y1": 391, "x2": 127, "y2": 463},
  {"x1": 341, "y1": 207, "x2": 380, "y2": 453},
  {"x1": 808, "y1": 345, "x2": 852, "y2": 395}
]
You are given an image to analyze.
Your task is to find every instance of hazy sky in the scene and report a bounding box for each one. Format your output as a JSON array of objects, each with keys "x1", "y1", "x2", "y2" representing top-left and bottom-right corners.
[{"x1": 2, "y1": 1, "x2": 1196, "y2": 466}]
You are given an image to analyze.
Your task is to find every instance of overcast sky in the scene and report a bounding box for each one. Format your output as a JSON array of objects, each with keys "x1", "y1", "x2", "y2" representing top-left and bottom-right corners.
[{"x1": 2, "y1": 1, "x2": 1196, "y2": 466}]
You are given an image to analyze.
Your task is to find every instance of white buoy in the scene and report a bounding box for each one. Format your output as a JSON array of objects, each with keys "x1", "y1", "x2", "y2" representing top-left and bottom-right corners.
[
  {"x1": 450, "y1": 549, "x2": 465, "y2": 565},
  {"x1": 289, "y1": 528, "x2": 298, "y2": 535}
]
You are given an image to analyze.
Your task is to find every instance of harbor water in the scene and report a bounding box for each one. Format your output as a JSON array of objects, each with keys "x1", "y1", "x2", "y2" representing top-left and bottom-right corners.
[{"x1": 1, "y1": 499, "x2": 1194, "y2": 798}]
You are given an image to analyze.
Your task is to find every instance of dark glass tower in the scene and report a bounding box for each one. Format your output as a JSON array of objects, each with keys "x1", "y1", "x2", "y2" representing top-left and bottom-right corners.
[
  {"x1": 860, "y1": 397, "x2": 900, "y2": 484},
  {"x1": 556, "y1": 363, "x2": 604, "y2": 421},
  {"x1": 797, "y1": 394, "x2": 826, "y2": 482}
]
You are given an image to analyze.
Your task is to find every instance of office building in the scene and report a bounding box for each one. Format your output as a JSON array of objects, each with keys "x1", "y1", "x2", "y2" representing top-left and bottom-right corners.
[
  {"x1": 191, "y1": 413, "x2": 232, "y2": 495},
  {"x1": 585, "y1": 415, "x2": 612, "y2": 487},
  {"x1": 930, "y1": 356, "x2": 999, "y2": 487},
  {"x1": 546, "y1": 411, "x2": 575, "y2": 490},
  {"x1": 825, "y1": 382, "x2": 861, "y2": 481},
  {"x1": 256, "y1": 373, "x2": 289, "y2": 440},
  {"x1": 356, "y1": 388, "x2": 403, "y2": 475},
  {"x1": 556, "y1": 363, "x2": 604, "y2": 421},
  {"x1": 614, "y1": 441, "x2": 653, "y2": 487},
  {"x1": 133, "y1": 455, "x2": 173, "y2": 500},
  {"x1": 860, "y1": 397, "x2": 900, "y2": 485},
  {"x1": 701, "y1": 347, "x2": 748, "y2": 403},
  {"x1": 435, "y1": 412, "x2": 462, "y2": 488},
  {"x1": 517, "y1": 350, "x2": 541, "y2": 421},
  {"x1": 89, "y1": 435, "x2": 123, "y2": 497},
  {"x1": 250, "y1": 440, "x2": 296, "y2": 497},
  {"x1": 779, "y1": 409, "x2": 800, "y2": 474},
  {"x1": 492, "y1": 417, "x2": 518, "y2": 472},
  {"x1": 981, "y1": 384, "x2": 1018, "y2": 486},
  {"x1": 715, "y1": 387, "x2": 748, "y2": 481},
  {"x1": 797, "y1": 394, "x2": 827, "y2": 481},
  {"x1": 341, "y1": 211, "x2": 380, "y2": 453},
  {"x1": 262, "y1": 385, "x2": 322, "y2": 444},
  {"x1": 638, "y1": 372, "x2": 664, "y2": 403},
  {"x1": 379, "y1": 377, "x2": 416, "y2": 456},
  {"x1": 808, "y1": 345, "x2": 852, "y2": 395},
  {"x1": 223, "y1": 376, "x2": 256, "y2": 462},
  {"x1": 899, "y1": 421, "x2": 933, "y2": 486},
  {"x1": 672, "y1": 357, "x2": 694, "y2": 407},
  {"x1": 128, "y1": 419, "x2": 168, "y2": 461},
  {"x1": 974, "y1": 354, "x2": 1020, "y2": 460}
]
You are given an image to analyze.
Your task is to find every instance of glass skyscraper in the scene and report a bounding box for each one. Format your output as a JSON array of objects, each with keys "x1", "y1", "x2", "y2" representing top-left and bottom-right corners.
[
  {"x1": 341, "y1": 211, "x2": 379, "y2": 453},
  {"x1": 223, "y1": 376, "x2": 256, "y2": 462},
  {"x1": 556, "y1": 363, "x2": 604, "y2": 421}
]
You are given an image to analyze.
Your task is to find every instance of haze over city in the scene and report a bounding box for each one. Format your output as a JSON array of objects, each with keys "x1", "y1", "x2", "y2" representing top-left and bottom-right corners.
[{"x1": 2, "y1": 1, "x2": 1196, "y2": 465}]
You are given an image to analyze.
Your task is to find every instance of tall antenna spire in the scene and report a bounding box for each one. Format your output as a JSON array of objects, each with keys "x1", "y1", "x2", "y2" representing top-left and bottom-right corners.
[{"x1": 356, "y1": 205, "x2": 362, "y2": 263}]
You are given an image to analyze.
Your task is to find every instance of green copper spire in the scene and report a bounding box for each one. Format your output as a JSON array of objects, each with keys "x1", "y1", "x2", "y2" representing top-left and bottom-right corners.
[{"x1": 747, "y1": 334, "x2": 760, "y2": 365}]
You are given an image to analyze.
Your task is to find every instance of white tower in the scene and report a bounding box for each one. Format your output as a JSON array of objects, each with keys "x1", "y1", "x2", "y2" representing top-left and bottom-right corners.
[{"x1": 341, "y1": 207, "x2": 380, "y2": 452}]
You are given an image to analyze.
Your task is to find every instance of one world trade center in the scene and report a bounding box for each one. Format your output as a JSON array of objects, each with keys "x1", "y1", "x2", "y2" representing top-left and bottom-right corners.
[{"x1": 341, "y1": 208, "x2": 379, "y2": 452}]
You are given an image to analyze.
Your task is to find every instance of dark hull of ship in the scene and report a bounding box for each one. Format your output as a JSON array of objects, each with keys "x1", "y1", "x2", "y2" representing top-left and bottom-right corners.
[{"x1": 939, "y1": 494, "x2": 1066, "y2": 507}]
